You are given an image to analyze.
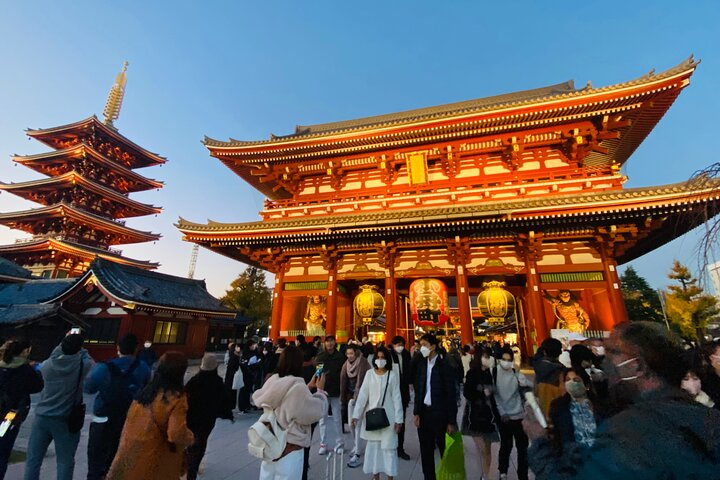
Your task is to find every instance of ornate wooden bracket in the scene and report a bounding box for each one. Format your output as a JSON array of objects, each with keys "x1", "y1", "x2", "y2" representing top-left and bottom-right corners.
[
  {"x1": 501, "y1": 137, "x2": 522, "y2": 170},
  {"x1": 515, "y1": 230, "x2": 544, "y2": 262},
  {"x1": 326, "y1": 161, "x2": 346, "y2": 191},
  {"x1": 378, "y1": 155, "x2": 400, "y2": 185},
  {"x1": 250, "y1": 164, "x2": 301, "y2": 196},
  {"x1": 439, "y1": 145, "x2": 461, "y2": 178},
  {"x1": 374, "y1": 240, "x2": 399, "y2": 271},
  {"x1": 446, "y1": 236, "x2": 472, "y2": 268},
  {"x1": 240, "y1": 246, "x2": 288, "y2": 273},
  {"x1": 319, "y1": 244, "x2": 339, "y2": 271}
]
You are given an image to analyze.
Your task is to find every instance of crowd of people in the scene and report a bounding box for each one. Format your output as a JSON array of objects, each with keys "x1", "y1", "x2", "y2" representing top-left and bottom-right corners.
[{"x1": 1, "y1": 322, "x2": 720, "y2": 479}]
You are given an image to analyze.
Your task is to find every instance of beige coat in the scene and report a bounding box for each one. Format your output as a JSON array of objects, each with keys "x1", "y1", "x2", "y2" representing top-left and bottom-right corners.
[{"x1": 252, "y1": 374, "x2": 327, "y2": 447}]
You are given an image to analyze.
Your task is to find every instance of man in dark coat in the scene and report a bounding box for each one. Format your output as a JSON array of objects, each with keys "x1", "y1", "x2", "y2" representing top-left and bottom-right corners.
[
  {"x1": 389, "y1": 335, "x2": 412, "y2": 460},
  {"x1": 413, "y1": 334, "x2": 457, "y2": 480},
  {"x1": 315, "y1": 335, "x2": 345, "y2": 454},
  {"x1": 185, "y1": 353, "x2": 234, "y2": 480},
  {"x1": 527, "y1": 321, "x2": 720, "y2": 479}
]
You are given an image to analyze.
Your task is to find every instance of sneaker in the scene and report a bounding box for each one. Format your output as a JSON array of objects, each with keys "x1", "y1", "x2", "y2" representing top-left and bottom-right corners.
[
  {"x1": 499, "y1": 474, "x2": 508, "y2": 480},
  {"x1": 347, "y1": 454, "x2": 361, "y2": 468},
  {"x1": 397, "y1": 450, "x2": 410, "y2": 460},
  {"x1": 318, "y1": 444, "x2": 328, "y2": 456}
]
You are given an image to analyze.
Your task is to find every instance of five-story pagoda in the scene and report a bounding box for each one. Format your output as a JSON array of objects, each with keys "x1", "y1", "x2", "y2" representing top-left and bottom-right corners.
[{"x1": 0, "y1": 63, "x2": 163, "y2": 278}]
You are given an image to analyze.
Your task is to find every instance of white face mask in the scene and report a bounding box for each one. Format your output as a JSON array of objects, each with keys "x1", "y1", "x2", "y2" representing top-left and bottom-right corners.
[
  {"x1": 394, "y1": 345, "x2": 404, "y2": 354},
  {"x1": 375, "y1": 359, "x2": 387, "y2": 369},
  {"x1": 420, "y1": 346, "x2": 431, "y2": 358},
  {"x1": 481, "y1": 356, "x2": 495, "y2": 369},
  {"x1": 499, "y1": 360, "x2": 513, "y2": 370},
  {"x1": 144, "y1": 342, "x2": 151, "y2": 349},
  {"x1": 592, "y1": 346, "x2": 605, "y2": 357},
  {"x1": 681, "y1": 377, "x2": 702, "y2": 396}
]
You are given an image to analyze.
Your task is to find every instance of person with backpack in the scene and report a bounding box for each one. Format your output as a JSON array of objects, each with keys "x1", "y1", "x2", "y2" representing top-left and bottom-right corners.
[
  {"x1": 491, "y1": 347, "x2": 532, "y2": 480},
  {"x1": 251, "y1": 344, "x2": 327, "y2": 480},
  {"x1": 84, "y1": 333, "x2": 151, "y2": 480},
  {"x1": 24, "y1": 332, "x2": 94, "y2": 480},
  {"x1": 0, "y1": 340, "x2": 43, "y2": 479},
  {"x1": 106, "y1": 352, "x2": 194, "y2": 480},
  {"x1": 184, "y1": 353, "x2": 234, "y2": 480}
]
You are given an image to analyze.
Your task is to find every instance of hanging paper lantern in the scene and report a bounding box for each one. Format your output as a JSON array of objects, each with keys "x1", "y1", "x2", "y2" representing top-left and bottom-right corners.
[
  {"x1": 410, "y1": 278, "x2": 450, "y2": 327},
  {"x1": 477, "y1": 280, "x2": 516, "y2": 326},
  {"x1": 353, "y1": 284, "x2": 385, "y2": 325}
]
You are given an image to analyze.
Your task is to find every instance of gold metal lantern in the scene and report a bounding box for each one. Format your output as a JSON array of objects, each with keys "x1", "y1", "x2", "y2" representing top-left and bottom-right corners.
[{"x1": 353, "y1": 284, "x2": 385, "y2": 325}]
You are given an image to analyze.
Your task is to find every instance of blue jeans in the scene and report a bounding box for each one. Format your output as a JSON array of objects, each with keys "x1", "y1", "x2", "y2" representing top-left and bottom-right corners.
[{"x1": 24, "y1": 415, "x2": 81, "y2": 480}]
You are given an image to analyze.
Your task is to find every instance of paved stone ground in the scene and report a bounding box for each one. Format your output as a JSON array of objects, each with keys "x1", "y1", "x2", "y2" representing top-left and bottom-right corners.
[{"x1": 6, "y1": 358, "x2": 533, "y2": 480}]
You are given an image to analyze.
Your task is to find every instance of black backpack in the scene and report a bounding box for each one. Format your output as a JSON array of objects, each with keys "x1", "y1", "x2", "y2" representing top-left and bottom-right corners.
[
  {"x1": 0, "y1": 368, "x2": 15, "y2": 416},
  {"x1": 97, "y1": 358, "x2": 140, "y2": 420}
]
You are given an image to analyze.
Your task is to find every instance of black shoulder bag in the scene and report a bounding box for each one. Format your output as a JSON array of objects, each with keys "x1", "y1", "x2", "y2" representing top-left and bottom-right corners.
[
  {"x1": 66, "y1": 358, "x2": 86, "y2": 433},
  {"x1": 365, "y1": 373, "x2": 391, "y2": 431}
]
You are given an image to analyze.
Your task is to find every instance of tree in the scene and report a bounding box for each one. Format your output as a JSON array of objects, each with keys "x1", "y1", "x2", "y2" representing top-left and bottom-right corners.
[
  {"x1": 664, "y1": 260, "x2": 719, "y2": 340},
  {"x1": 620, "y1": 266, "x2": 665, "y2": 323},
  {"x1": 220, "y1": 266, "x2": 272, "y2": 336}
]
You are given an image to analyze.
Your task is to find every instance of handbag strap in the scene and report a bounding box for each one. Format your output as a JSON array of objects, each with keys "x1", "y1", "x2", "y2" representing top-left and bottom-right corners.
[{"x1": 377, "y1": 372, "x2": 390, "y2": 408}]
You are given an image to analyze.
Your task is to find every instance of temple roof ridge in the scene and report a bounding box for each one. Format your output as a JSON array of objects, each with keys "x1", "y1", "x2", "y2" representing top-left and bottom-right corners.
[{"x1": 204, "y1": 56, "x2": 699, "y2": 148}]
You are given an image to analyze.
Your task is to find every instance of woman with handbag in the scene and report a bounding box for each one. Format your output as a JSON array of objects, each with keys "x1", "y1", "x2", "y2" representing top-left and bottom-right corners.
[
  {"x1": 106, "y1": 352, "x2": 194, "y2": 480},
  {"x1": 461, "y1": 347, "x2": 498, "y2": 480},
  {"x1": 351, "y1": 346, "x2": 403, "y2": 480}
]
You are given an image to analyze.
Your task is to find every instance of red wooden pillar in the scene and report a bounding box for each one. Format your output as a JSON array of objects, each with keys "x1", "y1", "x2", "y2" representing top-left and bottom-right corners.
[
  {"x1": 599, "y1": 247, "x2": 628, "y2": 327},
  {"x1": 398, "y1": 295, "x2": 409, "y2": 341},
  {"x1": 455, "y1": 265, "x2": 474, "y2": 346},
  {"x1": 385, "y1": 270, "x2": 397, "y2": 339},
  {"x1": 270, "y1": 271, "x2": 285, "y2": 340},
  {"x1": 326, "y1": 269, "x2": 338, "y2": 337},
  {"x1": 525, "y1": 258, "x2": 548, "y2": 345}
]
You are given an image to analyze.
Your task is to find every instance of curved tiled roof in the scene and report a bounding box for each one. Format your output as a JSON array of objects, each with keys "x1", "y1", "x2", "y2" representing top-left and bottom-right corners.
[
  {"x1": 0, "y1": 279, "x2": 77, "y2": 306},
  {"x1": 0, "y1": 257, "x2": 32, "y2": 279},
  {"x1": 204, "y1": 57, "x2": 698, "y2": 148}
]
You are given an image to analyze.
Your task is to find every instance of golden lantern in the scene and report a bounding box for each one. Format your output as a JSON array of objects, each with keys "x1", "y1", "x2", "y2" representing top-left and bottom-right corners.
[
  {"x1": 409, "y1": 278, "x2": 450, "y2": 327},
  {"x1": 353, "y1": 284, "x2": 385, "y2": 325},
  {"x1": 477, "y1": 281, "x2": 516, "y2": 326}
]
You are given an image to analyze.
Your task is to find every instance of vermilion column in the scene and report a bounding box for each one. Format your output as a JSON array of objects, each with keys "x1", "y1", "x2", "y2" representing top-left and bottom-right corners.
[
  {"x1": 599, "y1": 247, "x2": 628, "y2": 328},
  {"x1": 270, "y1": 271, "x2": 284, "y2": 340},
  {"x1": 525, "y1": 258, "x2": 548, "y2": 345},
  {"x1": 398, "y1": 295, "x2": 409, "y2": 341},
  {"x1": 455, "y1": 265, "x2": 474, "y2": 346},
  {"x1": 385, "y1": 270, "x2": 397, "y2": 339},
  {"x1": 326, "y1": 268, "x2": 338, "y2": 337}
]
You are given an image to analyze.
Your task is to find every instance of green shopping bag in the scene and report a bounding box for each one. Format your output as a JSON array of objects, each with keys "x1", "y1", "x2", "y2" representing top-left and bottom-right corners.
[{"x1": 436, "y1": 432, "x2": 465, "y2": 480}]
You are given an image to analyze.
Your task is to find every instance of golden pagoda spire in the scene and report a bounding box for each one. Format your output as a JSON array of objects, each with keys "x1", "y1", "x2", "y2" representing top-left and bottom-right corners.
[{"x1": 102, "y1": 61, "x2": 128, "y2": 128}]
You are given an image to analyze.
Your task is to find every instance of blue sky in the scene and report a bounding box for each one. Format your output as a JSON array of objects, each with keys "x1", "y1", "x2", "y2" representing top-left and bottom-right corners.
[{"x1": 1, "y1": 1, "x2": 719, "y2": 296}]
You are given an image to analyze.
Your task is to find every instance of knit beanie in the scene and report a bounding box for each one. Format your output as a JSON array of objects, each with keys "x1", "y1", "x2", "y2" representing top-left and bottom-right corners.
[{"x1": 200, "y1": 353, "x2": 218, "y2": 371}]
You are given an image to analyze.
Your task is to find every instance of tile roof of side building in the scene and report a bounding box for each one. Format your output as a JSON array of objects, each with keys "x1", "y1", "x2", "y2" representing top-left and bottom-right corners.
[
  {"x1": 0, "y1": 278, "x2": 78, "y2": 306},
  {"x1": 0, "y1": 257, "x2": 33, "y2": 280},
  {"x1": 204, "y1": 56, "x2": 698, "y2": 147}
]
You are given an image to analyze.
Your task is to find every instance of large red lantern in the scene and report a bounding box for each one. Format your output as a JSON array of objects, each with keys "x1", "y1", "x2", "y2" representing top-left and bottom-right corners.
[{"x1": 410, "y1": 278, "x2": 450, "y2": 326}]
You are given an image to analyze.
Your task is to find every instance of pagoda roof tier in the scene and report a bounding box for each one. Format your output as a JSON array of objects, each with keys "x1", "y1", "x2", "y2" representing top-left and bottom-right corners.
[
  {"x1": 26, "y1": 116, "x2": 166, "y2": 169},
  {"x1": 12, "y1": 144, "x2": 164, "y2": 193},
  {"x1": 177, "y1": 178, "x2": 720, "y2": 266},
  {"x1": 0, "y1": 238, "x2": 159, "y2": 270},
  {"x1": 204, "y1": 57, "x2": 698, "y2": 200},
  {"x1": 0, "y1": 171, "x2": 161, "y2": 218},
  {"x1": 0, "y1": 203, "x2": 160, "y2": 245}
]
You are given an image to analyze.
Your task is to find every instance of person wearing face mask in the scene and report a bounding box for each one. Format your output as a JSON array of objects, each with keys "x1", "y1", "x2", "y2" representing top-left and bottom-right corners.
[
  {"x1": 491, "y1": 348, "x2": 532, "y2": 480},
  {"x1": 413, "y1": 334, "x2": 457, "y2": 480},
  {"x1": 526, "y1": 321, "x2": 720, "y2": 480},
  {"x1": 547, "y1": 368, "x2": 598, "y2": 457},
  {"x1": 461, "y1": 347, "x2": 498, "y2": 480},
  {"x1": 341, "y1": 344, "x2": 371, "y2": 468},
  {"x1": 701, "y1": 340, "x2": 720, "y2": 410},
  {"x1": 315, "y1": 335, "x2": 346, "y2": 455},
  {"x1": 387, "y1": 336, "x2": 412, "y2": 460},
  {"x1": 352, "y1": 347, "x2": 403, "y2": 480},
  {"x1": 681, "y1": 368, "x2": 715, "y2": 408}
]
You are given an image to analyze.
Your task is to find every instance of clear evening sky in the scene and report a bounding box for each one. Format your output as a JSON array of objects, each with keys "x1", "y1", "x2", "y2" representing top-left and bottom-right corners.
[{"x1": 1, "y1": 1, "x2": 719, "y2": 297}]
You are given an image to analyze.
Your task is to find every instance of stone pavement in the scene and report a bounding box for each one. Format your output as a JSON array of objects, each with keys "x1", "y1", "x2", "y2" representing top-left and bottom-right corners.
[{"x1": 6, "y1": 359, "x2": 533, "y2": 480}]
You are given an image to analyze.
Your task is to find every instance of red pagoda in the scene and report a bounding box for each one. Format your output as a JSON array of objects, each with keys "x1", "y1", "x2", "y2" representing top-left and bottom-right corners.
[
  {"x1": 0, "y1": 62, "x2": 163, "y2": 277},
  {"x1": 178, "y1": 57, "x2": 720, "y2": 353}
]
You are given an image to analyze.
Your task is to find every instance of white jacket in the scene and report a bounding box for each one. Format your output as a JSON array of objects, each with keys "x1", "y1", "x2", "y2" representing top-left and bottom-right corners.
[{"x1": 352, "y1": 369, "x2": 403, "y2": 449}]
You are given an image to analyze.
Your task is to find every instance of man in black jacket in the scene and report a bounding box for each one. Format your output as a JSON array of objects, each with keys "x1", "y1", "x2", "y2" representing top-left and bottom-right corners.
[
  {"x1": 389, "y1": 335, "x2": 412, "y2": 460},
  {"x1": 413, "y1": 334, "x2": 457, "y2": 480},
  {"x1": 315, "y1": 335, "x2": 345, "y2": 455}
]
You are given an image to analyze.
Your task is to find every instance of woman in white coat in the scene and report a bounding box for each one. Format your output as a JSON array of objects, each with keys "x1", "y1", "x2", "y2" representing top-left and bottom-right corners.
[{"x1": 351, "y1": 346, "x2": 403, "y2": 480}]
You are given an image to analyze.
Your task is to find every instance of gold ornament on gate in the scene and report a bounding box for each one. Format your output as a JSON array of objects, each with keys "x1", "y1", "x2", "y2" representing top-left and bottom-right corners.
[
  {"x1": 477, "y1": 281, "x2": 516, "y2": 326},
  {"x1": 353, "y1": 284, "x2": 385, "y2": 325}
]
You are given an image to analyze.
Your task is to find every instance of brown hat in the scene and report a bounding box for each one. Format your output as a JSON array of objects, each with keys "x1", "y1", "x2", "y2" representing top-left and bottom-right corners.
[{"x1": 200, "y1": 353, "x2": 218, "y2": 371}]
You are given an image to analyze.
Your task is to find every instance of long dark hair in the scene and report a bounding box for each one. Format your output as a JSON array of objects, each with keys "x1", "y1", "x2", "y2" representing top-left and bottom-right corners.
[
  {"x1": 136, "y1": 351, "x2": 188, "y2": 406},
  {"x1": 374, "y1": 346, "x2": 392, "y2": 371},
  {"x1": 1, "y1": 340, "x2": 30, "y2": 364},
  {"x1": 276, "y1": 344, "x2": 303, "y2": 378}
]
